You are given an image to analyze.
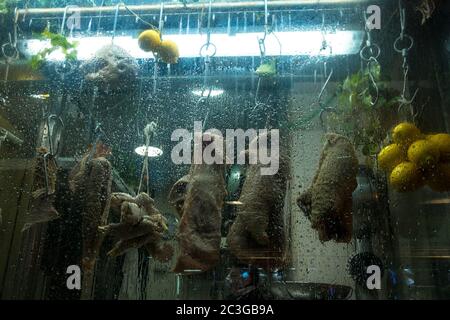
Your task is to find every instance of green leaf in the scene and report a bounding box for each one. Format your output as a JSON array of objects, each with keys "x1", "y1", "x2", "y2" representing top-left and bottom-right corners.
[{"x1": 29, "y1": 27, "x2": 78, "y2": 69}]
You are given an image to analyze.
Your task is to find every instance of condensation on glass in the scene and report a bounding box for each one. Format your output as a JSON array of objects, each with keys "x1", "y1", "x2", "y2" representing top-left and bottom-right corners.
[{"x1": 0, "y1": 0, "x2": 449, "y2": 300}]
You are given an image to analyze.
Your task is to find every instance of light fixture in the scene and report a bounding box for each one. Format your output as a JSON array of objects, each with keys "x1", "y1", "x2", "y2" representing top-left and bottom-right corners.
[
  {"x1": 19, "y1": 30, "x2": 363, "y2": 60},
  {"x1": 192, "y1": 89, "x2": 224, "y2": 97},
  {"x1": 30, "y1": 93, "x2": 50, "y2": 100},
  {"x1": 134, "y1": 145, "x2": 163, "y2": 157}
]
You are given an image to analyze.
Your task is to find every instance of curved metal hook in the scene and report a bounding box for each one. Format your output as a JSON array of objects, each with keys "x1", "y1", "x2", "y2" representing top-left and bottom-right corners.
[
  {"x1": 360, "y1": 43, "x2": 380, "y2": 62},
  {"x1": 366, "y1": 57, "x2": 379, "y2": 106},
  {"x1": 46, "y1": 114, "x2": 65, "y2": 156},
  {"x1": 397, "y1": 87, "x2": 419, "y2": 115},
  {"x1": 318, "y1": 68, "x2": 333, "y2": 109},
  {"x1": 1, "y1": 41, "x2": 19, "y2": 61},
  {"x1": 319, "y1": 107, "x2": 336, "y2": 130}
]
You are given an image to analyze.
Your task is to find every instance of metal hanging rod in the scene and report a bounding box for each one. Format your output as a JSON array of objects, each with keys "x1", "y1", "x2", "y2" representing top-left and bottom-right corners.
[{"x1": 17, "y1": 0, "x2": 369, "y2": 17}]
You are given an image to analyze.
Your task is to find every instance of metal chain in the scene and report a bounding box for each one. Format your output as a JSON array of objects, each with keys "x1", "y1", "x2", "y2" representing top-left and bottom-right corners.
[
  {"x1": 394, "y1": 0, "x2": 418, "y2": 117},
  {"x1": 360, "y1": 9, "x2": 380, "y2": 106}
]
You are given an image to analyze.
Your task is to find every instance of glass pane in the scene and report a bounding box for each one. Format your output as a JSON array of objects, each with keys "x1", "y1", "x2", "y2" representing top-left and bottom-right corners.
[{"x1": 0, "y1": 0, "x2": 449, "y2": 300}]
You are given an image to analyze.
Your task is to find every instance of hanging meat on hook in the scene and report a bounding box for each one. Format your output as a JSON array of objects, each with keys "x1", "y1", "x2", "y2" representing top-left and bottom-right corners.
[
  {"x1": 227, "y1": 132, "x2": 289, "y2": 269},
  {"x1": 22, "y1": 147, "x2": 59, "y2": 232},
  {"x1": 69, "y1": 141, "x2": 112, "y2": 299},
  {"x1": 297, "y1": 133, "x2": 358, "y2": 243},
  {"x1": 171, "y1": 132, "x2": 227, "y2": 273},
  {"x1": 98, "y1": 192, "x2": 173, "y2": 262}
]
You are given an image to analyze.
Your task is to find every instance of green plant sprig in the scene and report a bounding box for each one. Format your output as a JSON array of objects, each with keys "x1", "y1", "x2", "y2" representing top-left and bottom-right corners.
[
  {"x1": 328, "y1": 61, "x2": 401, "y2": 156},
  {"x1": 30, "y1": 28, "x2": 78, "y2": 70}
]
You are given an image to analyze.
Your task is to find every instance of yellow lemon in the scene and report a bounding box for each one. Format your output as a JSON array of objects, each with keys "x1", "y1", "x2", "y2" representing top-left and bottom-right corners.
[
  {"x1": 138, "y1": 29, "x2": 162, "y2": 52},
  {"x1": 392, "y1": 122, "x2": 421, "y2": 146},
  {"x1": 427, "y1": 133, "x2": 450, "y2": 161},
  {"x1": 377, "y1": 144, "x2": 406, "y2": 173},
  {"x1": 389, "y1": 162, "x2": 423, "y2": 192},
  {"x1": 157, "y1": 40, "x2": 179, "y2": 64},
  {"x1": 426, "y1": 162, "x2": 450, "y2": 192},
  {"x1": 407, "y1": 139, "x2": 440, "y2": 169}
]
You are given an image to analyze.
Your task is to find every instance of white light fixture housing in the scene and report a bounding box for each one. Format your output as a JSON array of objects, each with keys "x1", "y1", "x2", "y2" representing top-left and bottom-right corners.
[
  {"x1": 19, "y1": 30, "x2": 363, "y2": 60},
  {"x1": 134, "y1": 145, "x2": 163, "y2": 157},
  {"x1": 192, "y1": 89, "x2": 224, "y2": 97}
]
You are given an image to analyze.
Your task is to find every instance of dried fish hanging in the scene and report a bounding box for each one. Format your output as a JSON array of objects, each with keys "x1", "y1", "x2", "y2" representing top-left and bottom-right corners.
[
  {"x1": 22, "y1": 103, "x2": 64, "y2": 231},
  {"x1": 172, "y1": 132, "x2": 227, "y2": 273},
  {"x1": 227, "y1": 132, "x2": 289, "y2": 269},
  {"x1": 297, "y1": 133, "x2": 358, "y2": 243},
  {"x1": 69, "y1": 123, "x2": 113, "y2": 300},
  {"x1": 22, "y1": 9, "x2": 79, "y2": 232},
  {"x1": 169, "y1": 2, "x2": 226, "y2": 275},
  {"x1": 395, "y1": 0, "x2": 420, "y2": 122},
  {"x1": 72, "y1": 9, "x2": 122, "y2": 290}
]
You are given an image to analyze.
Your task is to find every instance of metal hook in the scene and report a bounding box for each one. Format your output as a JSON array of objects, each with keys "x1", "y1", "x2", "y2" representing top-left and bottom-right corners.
[
  {"x1": 318, "y1": 67, "x2": 333, "y2": 108},
  {"x1": 158, "y1": 2, "x2": 165, "y2": 36},
  {"x1": 366, "y1": 57, "x2": 379, "y2": 106},
  {"x1": 1, "y1": 40, "x2": 19, "y2": 61},
  {"x1": 319, "y1": 107, "x2": 336, "y2": 131},
  {"x1": 397, "y1": 88, "x2": 419, "y2": 114},
  {"x1": 199, "y1": 0, "x2": 216, "y2": 58},
  {"x1": 88, "y1": 122, "x2": 104, "y2": 161},
  {"x1": 398, "y1": 0, "x2": 406, "y2": 38},
  {"x1": 111, "y1": 3, "x2": 120, "y2": 44},
  {"x1": 60, "y1": 6, "x2": 71, "y2": 35},
  {"x1": 317, "y1": 66, "x2": 336, "y2": 130},
  {"x1": 42, "y1": 152, "x2": 51, "y2": 195},
  {"x1": 2, "y1": 31, "x2": 19, "y2": 83},
  {"x1": 46, "y1": 114, "x2": 64, "y2": 156}
]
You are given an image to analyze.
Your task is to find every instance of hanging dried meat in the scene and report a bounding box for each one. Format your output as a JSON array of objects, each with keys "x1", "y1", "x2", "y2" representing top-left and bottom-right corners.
[
  {"x1": 171, "y1": 133, "x2": 227, "y2": 273},
  {"x1": 69, "y1": 142, "x2": 112, "y2": 299},
  {"x1": 227, "y1": 133, "x2": 289, "y2": 269},
  {"x1": 22, "y1": 147, "x2": 59, "y2": 232},
  {"x1": 99, "y1": 192, "x2": 173, "y2": 262},
  {"x1": 297, "y1": 133, "x2": 358, "y2": 243}
]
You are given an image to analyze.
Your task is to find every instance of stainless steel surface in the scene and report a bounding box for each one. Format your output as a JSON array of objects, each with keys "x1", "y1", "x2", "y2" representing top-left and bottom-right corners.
[{"x1": 17, "y1": 0, "x2": 370, "y2": 16}]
